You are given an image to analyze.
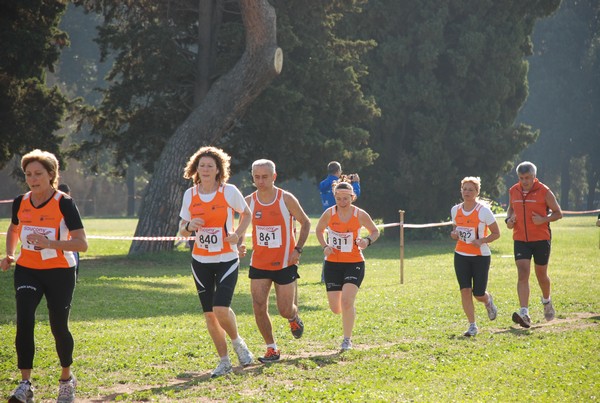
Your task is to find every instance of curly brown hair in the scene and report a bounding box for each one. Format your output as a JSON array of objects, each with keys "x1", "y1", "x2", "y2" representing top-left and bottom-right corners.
[{"x1": 183, "y1": 146, "x2": 231, "y2": 185}]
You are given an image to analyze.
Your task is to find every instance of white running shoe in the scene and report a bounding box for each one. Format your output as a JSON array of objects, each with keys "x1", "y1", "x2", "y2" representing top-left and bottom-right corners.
[
  {"x1": 233, "y1": 338, "x2": 253, "y2": 367},
  {"x1": 463, "y1": 323, "x2": 478, "y2": 337},
  {"x1": 210, "y1": 360, "x2": 232, "y2": 378},
  {"x1": 512, "y1": 311, "x2": 532, "y2": 328},
  {"x1": 8, "y1": 380, "x2": 34, "y2": 403},
  {"x1": 57, "y1": 375, "x2": 76, "y2": 403},
  {"x1": 542, "y1": 298, "x2": 555, "y2": 321},
  {"x1": 341, "y1": 337, "x2": 353, "y2": 351},
  {"x1": 486, "y1": 293, "x2": 498, "y2": 321}
]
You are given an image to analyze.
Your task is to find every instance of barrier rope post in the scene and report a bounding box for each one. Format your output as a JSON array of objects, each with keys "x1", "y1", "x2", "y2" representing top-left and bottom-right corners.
[{"x1": 399, "y1": 209, "x2": 405, "y2": 284}]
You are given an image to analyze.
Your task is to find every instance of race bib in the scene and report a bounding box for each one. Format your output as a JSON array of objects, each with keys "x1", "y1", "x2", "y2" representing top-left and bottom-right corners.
[
  {"x1": 256, "y1": 225, "x2": 282, "y2": 248},
  {"x1": 195, "y1": 227, "x2": 224, "y2": 252},
  {"x1": 456, "y1": 226, "x2": 476, "y2": 244},
  {"x1": 327, "y1": 229, "x2": 354, "y2": 253},
  {"x1": 21, "y1": 225, "x2": 57, "y2": 252}
]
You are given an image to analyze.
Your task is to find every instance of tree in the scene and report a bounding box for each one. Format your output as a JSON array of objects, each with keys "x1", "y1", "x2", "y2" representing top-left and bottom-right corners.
[
  {"x1": 352, "y1": 0, "x2": 561, "y2": 228},
  {"x1": 0, "y1": 0, "x2": 70, "y2": 170},
  {"x1": 518, "y1": 0, "x2": 600, "y2": 210},
  {"x1": 75, "y1": 0, "x2": 379, "y2": 252}
]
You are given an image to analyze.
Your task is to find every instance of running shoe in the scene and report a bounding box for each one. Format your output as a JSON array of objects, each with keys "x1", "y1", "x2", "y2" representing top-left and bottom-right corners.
[
  {"x1": 512, "y1": 311, "x2": 532, "y2": 328},
  {"x1": 233, "y1": 338, "x2": 254, "y2": 367},
  {"x1": 258, "y1": 347, "x2": 281, "y2": 363},
  {"x1": 8, "y1": 380, "x2": 34, "y2": 403},
  {"x1": 289, "y1": 316, "x2": 304, "y2": 339},
  {"x1": 57, "y1": 375, "x2": 76, "y2": 403},
  {"x1": 463, "y1": 323, "x2": 478, "y2": 337},
  {"x1": 542, "y1": 298, "x2": 555, "y2": 321},
  {"x1": 340, "y1": 337, "x2": 353, "y2": 351},
  {"x1": 210, "y1": 360, "x2": 232, "y2": 378},
  {"x1": 486, "y1": 293, "x2": 498, "y2": 321}
]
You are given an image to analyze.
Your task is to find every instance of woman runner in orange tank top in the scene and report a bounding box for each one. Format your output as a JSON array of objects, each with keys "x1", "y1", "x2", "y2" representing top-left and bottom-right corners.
[{"x1": 315, "y1": 180, "x2": 379, "y2": 351}]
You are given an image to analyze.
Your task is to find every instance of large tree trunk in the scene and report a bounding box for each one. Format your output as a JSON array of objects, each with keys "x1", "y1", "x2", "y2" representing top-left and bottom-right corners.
[{"x1": 129, "y1": 0, "x2": 282, "y2": 254}]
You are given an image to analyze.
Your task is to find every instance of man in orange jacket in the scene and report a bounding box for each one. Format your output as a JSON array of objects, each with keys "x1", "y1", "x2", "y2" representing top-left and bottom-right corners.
[{"x1": 505, "y1": 161, "x2": 562, "y2": 328}]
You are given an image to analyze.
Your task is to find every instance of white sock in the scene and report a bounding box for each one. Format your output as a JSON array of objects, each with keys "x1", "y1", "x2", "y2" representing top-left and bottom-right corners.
[
  {"x1": 542, "y1": 297, "x2": 551, "y2": 304},
  {"x1": 520, "y1": 307, "x2": 529, "y2": 316},
  {"x1": 267, "y1": 343, "x2": 277, "y2": 350},
  {"x1": 231, "y1": 337, "x2": 243, "y2": 346},
  {"x1": 220, "y1": 356, "x2": 231, "y2": 363}
]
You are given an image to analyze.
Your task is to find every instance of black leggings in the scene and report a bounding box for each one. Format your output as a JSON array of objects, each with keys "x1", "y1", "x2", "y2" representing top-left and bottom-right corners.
[
  {"x1": 453, "y1": 253, "x2": 490, "y2": 297},
  {"x1": 14, "y1": 265, "x2": 76, "y2": 369}
]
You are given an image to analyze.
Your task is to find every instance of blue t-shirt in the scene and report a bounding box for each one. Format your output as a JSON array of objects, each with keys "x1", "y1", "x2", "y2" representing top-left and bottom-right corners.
[{"x1": 318, "y1": 175, "x2": 361, "y2": 211}]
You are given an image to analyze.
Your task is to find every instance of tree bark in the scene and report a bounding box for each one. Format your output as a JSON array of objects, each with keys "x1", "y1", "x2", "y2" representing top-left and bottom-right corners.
[{"x1": 129, "y1": 0, "x2": 281, "y2": 254}]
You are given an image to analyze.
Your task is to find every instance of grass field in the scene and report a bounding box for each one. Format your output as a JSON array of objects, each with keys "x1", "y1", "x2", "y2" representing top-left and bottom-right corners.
[{"x1": 0, "y1": 215, "x2": 598, "y2": 402}]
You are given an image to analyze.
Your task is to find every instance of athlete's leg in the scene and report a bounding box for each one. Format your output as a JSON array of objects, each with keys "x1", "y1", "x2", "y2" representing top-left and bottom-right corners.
[
  {"x1": 460, "y1": 288, "x2": 476, "y2": 323},
  {"x1": 327, "y1": 290, "x2": 342, "y2": 314},
  {"x1": 204, "y1": 311, "x2": 228, "y2": 358},
  {"x1": 274, "y1": 281, "x2": 297, "y2": 320},
  {"x1": 534, "y1": 263, "x2": 551, "y2": 300},
  {"x1": 251, "y1": 278, "x2": 275, "y2": 345},
  {"x1": 516, "y1": 259, "x2": 531, "y2": 308},
  {"x1": 340, "y1": 283, "x2": 359, "y2": 339}
]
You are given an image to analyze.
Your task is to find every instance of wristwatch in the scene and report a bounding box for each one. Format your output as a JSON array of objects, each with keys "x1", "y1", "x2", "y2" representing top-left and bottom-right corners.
[{"x1": 294, "y1": 246, "x2": 303, "y2": 254}]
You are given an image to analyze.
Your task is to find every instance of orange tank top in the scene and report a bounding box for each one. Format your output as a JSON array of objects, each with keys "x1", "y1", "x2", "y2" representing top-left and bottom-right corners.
[
  {"x1": 249, "y1": 189, "x2": 296, "y2": 270},
  {"x1": 16, "y1": 192, "x2": 78, "y2": 269},
  {"x1": 454, "y1": 203, "x2": 489, "y2": 256},
  {"x1": 190, "y1": 185, "x2": 235, "y2": 257},
  {"x1": 509, "y1": 179, "x2": 551, "y2": 241},
  {"x1": 325, "y1": 206, "x2": 364, "y2": 263}
]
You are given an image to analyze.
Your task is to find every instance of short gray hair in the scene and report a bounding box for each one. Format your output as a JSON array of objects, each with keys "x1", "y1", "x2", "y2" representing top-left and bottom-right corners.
[
  {"x1": 516, "y1": 161, "x2": 537, "y2": 176},
  {"x1": 252, "y1": 159, "x2": 276, "y2": 174},
  {"x1": 327, "y1": 161, "x2": 341, "y2": 175}
]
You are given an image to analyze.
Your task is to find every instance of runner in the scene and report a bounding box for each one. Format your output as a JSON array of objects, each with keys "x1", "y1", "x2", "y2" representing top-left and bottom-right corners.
[
  {"x1": 243, "y1": 159, "x2": 311, "y2": 363},
  {"x1": 450, "y1": 177, "x2": 500, "y2": 337},
  {"x1": 315, "y1": 180, "x2": 379, "y2": 351},
  {"x1": 506, "y1": 161, "x2": 562, "y2": 328},
  {"x1": 2, "y1": 149, "x2": 87, "y2": 403},
  {"x1": 179, "y1": 146, "x2": 254, "y2": 377}
]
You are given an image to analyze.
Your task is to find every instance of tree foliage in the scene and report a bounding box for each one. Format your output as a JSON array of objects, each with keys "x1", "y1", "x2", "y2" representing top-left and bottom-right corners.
[
  {"x1": 0, "y1": 0, "x2": 70, "y2": 170},
  {"x1": 353, "y1": 0, "x2": 561, "y2": 226},
  {"x1": 518, "y1": 0, "x2": 600, "y2": 209},
  {"x1": 74, "y1": 0, "x2": 378, "y2": 180}
]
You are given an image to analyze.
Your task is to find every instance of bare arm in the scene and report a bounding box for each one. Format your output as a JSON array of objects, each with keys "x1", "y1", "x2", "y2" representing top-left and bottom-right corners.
[
  {"x1": 1, "y1": 223, "x2": 20, "y2": 272},
  {"x1": 356, "y1": 209, "x2": 380, "y2": 250},
  {"x1": 315, "y1": 210, "x2": 333, "y2": 257}
]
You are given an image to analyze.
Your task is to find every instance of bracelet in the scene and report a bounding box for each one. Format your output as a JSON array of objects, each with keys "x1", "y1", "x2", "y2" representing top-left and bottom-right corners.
[
  {"x1": 294, "y1": 246, "x2": 303, "y2": 254},
  {"x1": 504, "y1": 217, "x2": 510, "y2": 224},
  {"x1": 185, "y1": 222, "x2": 191, "y2": 232},
  {"x1": 322, "y1": 245, "x2": 328, "y2": 250},
  {"x1": 366, "y1": 237, "x2": 372, "y2": 246}
]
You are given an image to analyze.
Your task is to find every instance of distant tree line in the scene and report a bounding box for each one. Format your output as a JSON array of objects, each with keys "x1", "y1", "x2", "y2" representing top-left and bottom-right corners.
[{"x1": 4, "y1": 0, "x2": 598, "y2": 248}]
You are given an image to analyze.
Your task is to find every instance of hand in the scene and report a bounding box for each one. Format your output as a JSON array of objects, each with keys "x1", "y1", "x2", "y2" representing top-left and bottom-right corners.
[
  {"x1": 27, "y1": 234, "x2": 51, "y2": 249},
  {"x1": 238, "y1": 244, "x2": 247, "y2": 258},
  {"x1": 531, "y1": 212, "x2": 546, "y2": 225},
  {"x1": 224, "y1": 232, "x2": 240, "y2": 244},
  {"x1": 291, "y1": 249, "x2": 301, "y2": 265},
  {"x1": 506, "y1": 215, "x2": 516, "y2": 229},
  {"x1": 350, "y1": 173, "x2": 360, "y2": 182},
  {"x1": 323, "y1": 245, "x2": 333, "y2": 257},
  {"x1": 1, "y1": 256, "x2": 14, "y2": 272},
  {"x1": 187, "y1": 218, "x2": 205, "y2": 232},
  {"x1": 355, "y1": 237, "x2": 369, "y2": 250},
  {"x1": 450, "y1": 230, "x2": 458, "y2": 240}
]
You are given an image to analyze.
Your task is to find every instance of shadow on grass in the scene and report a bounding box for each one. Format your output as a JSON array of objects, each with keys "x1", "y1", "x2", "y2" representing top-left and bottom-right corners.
[{"x1": 94, "y1": 351, "x2": 342, "y2": 402}]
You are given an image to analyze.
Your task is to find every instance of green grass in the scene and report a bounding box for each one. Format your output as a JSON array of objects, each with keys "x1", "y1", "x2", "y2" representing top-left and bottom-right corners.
[{"x1": 0, "y1": 216, "x2": 598, "y2": 402}]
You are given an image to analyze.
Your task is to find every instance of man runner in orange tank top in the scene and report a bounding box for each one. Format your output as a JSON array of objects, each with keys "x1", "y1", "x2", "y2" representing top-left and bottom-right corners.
[{"x1": 242, "y1": 159, "x2": 311, "y2": 363}]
